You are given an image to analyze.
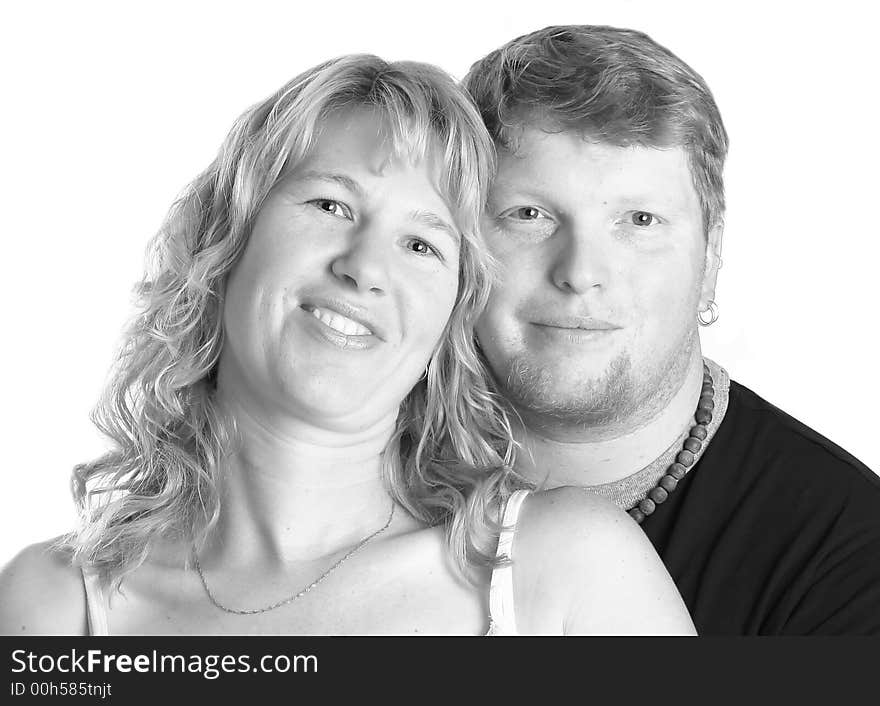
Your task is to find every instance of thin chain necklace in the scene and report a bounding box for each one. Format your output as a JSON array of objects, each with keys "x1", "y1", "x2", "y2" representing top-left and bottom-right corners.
[{"x1": 193, "y1": 503, "x2": 396, "y2": 615}]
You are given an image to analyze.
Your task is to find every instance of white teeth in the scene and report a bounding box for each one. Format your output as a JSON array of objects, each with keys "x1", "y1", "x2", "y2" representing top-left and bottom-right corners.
[{"x1": 308, "y1": 307, "x2": 372, "y2": 336}]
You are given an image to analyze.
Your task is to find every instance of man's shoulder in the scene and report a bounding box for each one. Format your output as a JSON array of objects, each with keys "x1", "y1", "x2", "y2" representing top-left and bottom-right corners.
[
  {"x1": 0, "y1": 538, "x2": 87, "y2": 635},
  {"x1": 653, "y1": 376, "x2": 880, "y2": 635},
  {"x1": 723, "y1": 378, "x2": 879, "y2": 496}
]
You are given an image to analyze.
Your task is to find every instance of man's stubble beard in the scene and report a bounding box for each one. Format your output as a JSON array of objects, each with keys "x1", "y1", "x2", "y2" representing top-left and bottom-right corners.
[{"x1": 497, "y1": 327, "x2": 699, "y2": 438}]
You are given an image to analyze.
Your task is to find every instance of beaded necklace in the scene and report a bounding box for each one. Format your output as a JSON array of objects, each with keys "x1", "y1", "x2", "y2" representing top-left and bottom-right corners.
[{"x1": 627, "y1": 362, "x2": 715, "y2": 524}]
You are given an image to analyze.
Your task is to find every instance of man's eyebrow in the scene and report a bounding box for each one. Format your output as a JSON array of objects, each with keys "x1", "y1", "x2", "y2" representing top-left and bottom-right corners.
[
  {"x1": 408, "y1": 210, "x2": 460, "y2": 242},
  {"x1": 297, "y1": 170, "x2": 365, "y2": 197}
]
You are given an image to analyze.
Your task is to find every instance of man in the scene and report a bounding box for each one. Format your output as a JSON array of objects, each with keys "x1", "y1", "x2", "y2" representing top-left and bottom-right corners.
[{"x1": 464, "y1": 25, "x2": 880, "y2": 634}]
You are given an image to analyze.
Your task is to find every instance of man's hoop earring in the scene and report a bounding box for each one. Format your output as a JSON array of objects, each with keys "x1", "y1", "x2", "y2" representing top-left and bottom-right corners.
[{"x1": 698, "y1": 300, "x2": 719, "y2": 326}]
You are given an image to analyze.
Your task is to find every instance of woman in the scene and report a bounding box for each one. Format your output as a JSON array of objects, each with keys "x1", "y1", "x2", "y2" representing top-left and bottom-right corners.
[{"x1": 0, "y1": 56, "x2": 693, "y2": 635}]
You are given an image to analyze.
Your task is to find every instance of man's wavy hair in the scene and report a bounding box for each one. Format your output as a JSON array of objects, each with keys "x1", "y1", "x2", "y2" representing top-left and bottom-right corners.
[
  {"x1": 463, "y1": 24, "x2": 730, "y2": 231},
  {"x1": 67, "y1": 55, "x2": 522, "y2": 590}
]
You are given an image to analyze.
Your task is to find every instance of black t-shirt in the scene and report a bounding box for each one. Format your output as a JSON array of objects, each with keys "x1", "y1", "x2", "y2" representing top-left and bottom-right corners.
[{"x1": 642, "y1": 380, "x2": 880, "y2": 635}]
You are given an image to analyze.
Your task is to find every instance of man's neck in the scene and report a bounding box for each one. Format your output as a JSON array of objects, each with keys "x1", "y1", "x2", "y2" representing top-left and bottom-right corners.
[{"x1": 514, "y1": 349, "x2": 705, "y2": 488}]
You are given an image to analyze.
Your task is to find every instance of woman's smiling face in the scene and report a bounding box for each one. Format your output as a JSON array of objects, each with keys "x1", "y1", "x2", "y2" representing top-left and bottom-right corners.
[{"x1": 220, "y1": 108, "x2": 462, "y2": 431}]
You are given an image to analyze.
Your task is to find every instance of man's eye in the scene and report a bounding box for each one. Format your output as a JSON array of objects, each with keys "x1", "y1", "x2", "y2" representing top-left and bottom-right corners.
[
  {"x1": 510, "y1": 206, "x2": 545, "y2": 221},
  {"x1": 631, "y1": 211, "x2": 658, "y2": 226},
  {"x1": 309, "y1": 199, "x2": 351, "y2": 219}
]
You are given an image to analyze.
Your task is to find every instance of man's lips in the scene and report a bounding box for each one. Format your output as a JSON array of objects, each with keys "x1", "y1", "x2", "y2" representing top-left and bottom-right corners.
[{"x1": 530, "y1": 315, "x2": 621, "y2": 331}]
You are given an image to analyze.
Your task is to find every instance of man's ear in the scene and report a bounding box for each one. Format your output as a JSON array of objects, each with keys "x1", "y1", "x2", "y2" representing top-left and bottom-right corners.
[{"x1": 700, "y1": 222, "x2": 724, "y2": 309}]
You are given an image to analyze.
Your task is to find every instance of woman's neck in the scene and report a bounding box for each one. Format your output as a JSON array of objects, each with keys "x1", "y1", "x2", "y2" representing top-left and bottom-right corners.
[{"x1": 206, "y1": 376, "x2": 399, "y2": 567}]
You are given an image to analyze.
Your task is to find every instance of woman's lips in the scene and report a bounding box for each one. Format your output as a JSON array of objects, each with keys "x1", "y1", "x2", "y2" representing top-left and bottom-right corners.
[
  {"x1": 298, "y1": 305, "x2": 381, "y2": 351},
  {"x1": 298, "y1": 296, "x2": 386, "y2": 340},
  {"x1": 303, "y1": 305, "x2": 373, "y2": 336}
]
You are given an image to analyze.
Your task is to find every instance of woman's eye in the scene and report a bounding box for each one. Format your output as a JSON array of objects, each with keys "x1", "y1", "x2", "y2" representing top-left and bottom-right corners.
[
  {"x1": 406, "y1": 238, "x2": 440, "y2": 259},
  {"x1": 309, "y1": 199, "x2": 351, "y2": 219},
  {"x1": 631, "y1": 211, "x2": 658, "y2": 226}
]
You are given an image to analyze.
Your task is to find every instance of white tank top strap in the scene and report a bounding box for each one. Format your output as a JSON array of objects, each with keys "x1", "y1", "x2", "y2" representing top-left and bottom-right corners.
[
  {"x1": 80, "y1": 567, "x2": 110, "y2": 636},
  {"x1": 487, "y1": 489, "x2": 531, "y2": 636}
]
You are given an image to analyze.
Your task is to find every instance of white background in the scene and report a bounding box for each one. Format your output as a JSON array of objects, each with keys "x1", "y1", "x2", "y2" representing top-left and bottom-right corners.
[{"x1": 2, "y1": 0, "x2": 877, "y2": 565}]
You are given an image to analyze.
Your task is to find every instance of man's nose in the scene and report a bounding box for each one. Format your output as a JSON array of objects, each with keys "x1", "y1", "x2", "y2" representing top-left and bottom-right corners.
[{"x1": 549, "y1": 226, "x2": 611, "y2": 294}]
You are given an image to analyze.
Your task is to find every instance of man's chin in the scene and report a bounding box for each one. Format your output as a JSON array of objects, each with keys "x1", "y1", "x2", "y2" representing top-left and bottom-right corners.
[
  {"x1": 509, "y1": 385, "x2": 636, "y2": 429},
  {"x1": 501, "y1": 356, "x2": 639, "y2": 428}
]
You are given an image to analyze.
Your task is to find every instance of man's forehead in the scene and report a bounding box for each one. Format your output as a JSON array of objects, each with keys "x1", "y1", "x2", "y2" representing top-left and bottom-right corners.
[
  {"x1": 492, "y1": 131, "x2": 696, "y2": 201},
  {"x1": 499, "y1": 125, "x2": 683, "y2": 161}
]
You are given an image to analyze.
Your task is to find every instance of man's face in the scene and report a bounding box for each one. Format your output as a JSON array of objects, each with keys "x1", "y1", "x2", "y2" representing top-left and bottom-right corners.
[{"x1": 477, "y1": 127, "x2": 720, "y2": 431}]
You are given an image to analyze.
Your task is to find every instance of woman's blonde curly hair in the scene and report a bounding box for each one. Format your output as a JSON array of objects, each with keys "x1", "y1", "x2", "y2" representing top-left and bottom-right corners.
[{"x1": 66, "y1": 55, "x2": 527, "y2": 590}]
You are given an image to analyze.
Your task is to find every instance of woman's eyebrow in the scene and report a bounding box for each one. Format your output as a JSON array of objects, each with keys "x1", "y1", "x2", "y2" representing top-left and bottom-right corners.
[
  {"x1": 295, "y1": 173, "x2": 459, "y2": 241},
  {"x1": 409, "y1": 209, "x2": 460, "y2": 242},
  {"x1": 297, "y1": 170, "x2": 365, "y2": 197}
]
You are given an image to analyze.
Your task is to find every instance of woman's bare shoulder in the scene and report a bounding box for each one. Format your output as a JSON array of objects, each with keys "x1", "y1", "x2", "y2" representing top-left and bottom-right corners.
[
  {"x1": 0, "y1": 537, "x2": 88, "y2": 635},
  {"x1": 516, "y1": 486, "x2": 644, "y2": 554},
  {"x1": 513, "y1": 488, "x2": 695, "y2": 635}
]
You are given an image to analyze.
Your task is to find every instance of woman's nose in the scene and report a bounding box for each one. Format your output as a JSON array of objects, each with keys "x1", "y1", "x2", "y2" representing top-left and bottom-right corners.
[{"x1": 329, "y1": 228, "x2": 390, "y2": 294}]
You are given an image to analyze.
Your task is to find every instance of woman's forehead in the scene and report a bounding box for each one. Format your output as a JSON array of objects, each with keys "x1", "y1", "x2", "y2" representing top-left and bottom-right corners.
[{"x1": 306, "y1": 106, "x2": 444, "y2": 173}]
